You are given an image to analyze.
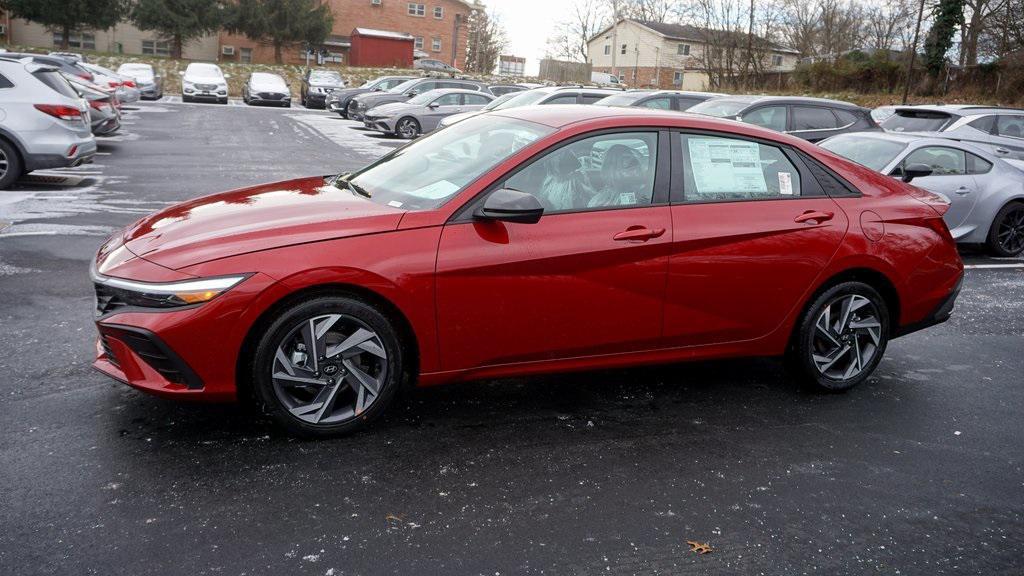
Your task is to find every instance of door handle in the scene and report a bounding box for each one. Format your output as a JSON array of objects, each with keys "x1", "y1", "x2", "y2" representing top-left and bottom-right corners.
[
  {"x1": 794, "y1": 210, "x2": 834, "y2": 224},
  {"x1": 613, "y1": 226, "x2": 665, "y2": 242},
  {"x1": 955, "y1": 186, "x2": 971, "y2": 195}
]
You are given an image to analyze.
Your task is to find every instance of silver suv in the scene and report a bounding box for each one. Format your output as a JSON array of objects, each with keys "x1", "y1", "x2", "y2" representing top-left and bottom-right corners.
[
  {"x1": 881, "y1": 105, "x2": 1024, "y2": 160},
  {"x1": 0, "y1": 57, "x2": 96, "y2": 189}
]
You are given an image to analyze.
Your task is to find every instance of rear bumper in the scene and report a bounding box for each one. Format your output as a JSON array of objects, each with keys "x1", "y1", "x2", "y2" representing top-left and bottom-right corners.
[
  {"x1": 893, "y1": 274, "x2": 963, "y2": 338},
  {"x1": 24, "y1": 137, "x2": 97, "y2": 171}
]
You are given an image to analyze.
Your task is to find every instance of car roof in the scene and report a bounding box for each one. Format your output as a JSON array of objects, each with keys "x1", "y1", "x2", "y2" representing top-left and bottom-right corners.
[
  {"x1": 892, "y1": 104, "x2": 1024, "y2": 115},
  {"x1": 422, "y1": 88, "x2": 493, "y2": 96},
  {"x1": 490, "y1": 104, "x2": 781, "y2": 133},
  {"x1": 715, "y1": 95, "x2": 864, "y2": 109},
  {"x1": 827, "y1": 130, "x2": 996, "y2": 153}
]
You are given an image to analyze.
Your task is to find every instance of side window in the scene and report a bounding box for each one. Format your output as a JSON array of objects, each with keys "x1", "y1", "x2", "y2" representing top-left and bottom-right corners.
[
  {"x1": 433, "y1": 93, "x2": 461, "y2": 106},
  {"x1": 677, "y1": 97, "x2": 702, "y2": 110},
  {"x1": 967, "y1": 152, "x2": 993, "y2": 175},
  {"x1": 545, "y1": 94, "x2": 578, "y2": 105},
  {"x1": 638, "y1": 97, "x2": 672, "y2": 110},
  {"x1": 968, "y1": 115, "x2": 996, "y2": 134},
  {"x1": 792, "y1": 106, "x2": 839, "y2": 131},
  {"x1": 679, "y1": 134, "x2": 802, "y2": 202},
  {"x1": 414, "y1": 81, "x2": 437, "y2": 93},
  {"x1": 903, "y1": 147, "x2": 967, "y2": 175},
  {"x1": 504, "y1": 132, "x2": 658, "y2": 213},
  {"x1": 996, "y1": 115, "x2": 1024, "y2": 139},
  {"x1": 0, "y1": 73, "x2": 12, "y2": 89},
  {"x1": 580, "y1": 93, "x2": 607, "y2": 104},
  {"x1": 833, "y1": 109, "x2": 858, "y2": 127},
  {"x1": 463, "y1": 94, "x2": 491, "y2": 105},
  {"x1": 741, "y1": 106, "x2": 787, "y2": 132}
]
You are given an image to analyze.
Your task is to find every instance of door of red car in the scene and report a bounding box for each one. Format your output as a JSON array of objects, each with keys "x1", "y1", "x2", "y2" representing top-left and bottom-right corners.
[
  {"x1": 435, "y1": 130, "x2": 672, "y2": 371},
  {"x1": 662, "y1": 131, "x2": 849, "y2": 348}
]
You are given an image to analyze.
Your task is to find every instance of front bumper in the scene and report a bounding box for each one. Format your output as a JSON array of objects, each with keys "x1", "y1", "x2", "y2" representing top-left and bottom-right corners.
[
  {"x1": 249, "y1": 92, "x2": 291, "y2": 105},
  {"x1": 305, "y1": 92, "x2": 328, "y2": 107},
  {"x1": 185, "y1": 89, "x2": 228, "y2": 101},
  {"x1": 364, "y1": 116, "x2": 395, "y2": 133}
]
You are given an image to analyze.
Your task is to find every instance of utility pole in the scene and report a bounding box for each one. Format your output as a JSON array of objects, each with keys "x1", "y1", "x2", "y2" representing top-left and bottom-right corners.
[
  {"x1": 902, "y1": 0, "x2": 926, "y2": 104},
  {"x1": 610, "y1": 0, "x2": 620, "y2": 79}
]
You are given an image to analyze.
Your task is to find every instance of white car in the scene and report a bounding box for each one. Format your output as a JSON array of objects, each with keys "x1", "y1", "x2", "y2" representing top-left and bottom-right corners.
[
  {"x1": 180, "y1": 63, "x2": 229, "y2": 104},
  {"x1": 80, "y1": 62, "x2": 141, "y2": 104}
]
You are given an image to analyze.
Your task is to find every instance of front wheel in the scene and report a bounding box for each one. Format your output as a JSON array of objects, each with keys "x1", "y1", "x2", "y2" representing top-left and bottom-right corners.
[
  {"x1": 250, "y1": 296, "x2": 407, "y2": 437},
  {"x1": 395, "y1": 117, "x2": 420, "y2": 139},
  {"x1": 787, "y1": 281, "x2": 889, "y2": 392},
  {"x1": 988, "y1": 202, "x2": 1024, "y2": 257},
  {"x1": 0, "y1": 138, "x2": 24, "y2": 190}
]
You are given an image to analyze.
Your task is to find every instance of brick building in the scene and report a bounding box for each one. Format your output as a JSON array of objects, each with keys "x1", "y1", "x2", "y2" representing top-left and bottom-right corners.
[{"x1": 218, "y1": 0, "x2": 480, "y2": 66}]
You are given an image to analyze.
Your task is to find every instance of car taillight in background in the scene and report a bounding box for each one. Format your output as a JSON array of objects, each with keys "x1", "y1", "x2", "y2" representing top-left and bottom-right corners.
[
  {"x1": 88, "y1": 99, "x2": 112, "y2": 112},
  {"x1": 34, "y1": 104, "x2": 84, "y2": 121},
  {"x1": 108, "y1": 80, "x2": 122, "y2": 88},
  {"x1": 123, "y1": 80, "x2": 136, "y2": 88}
]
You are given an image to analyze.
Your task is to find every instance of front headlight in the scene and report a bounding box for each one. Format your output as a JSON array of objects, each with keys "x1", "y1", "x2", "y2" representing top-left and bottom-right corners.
[{"x1": 93, "y1": 272, "x2": 249, "y2": 308}]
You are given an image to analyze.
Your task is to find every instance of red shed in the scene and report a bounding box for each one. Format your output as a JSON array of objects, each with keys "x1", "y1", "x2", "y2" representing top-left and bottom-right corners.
[{"x1": 348, "y1": 28, "x2": 414, "y2": 68}]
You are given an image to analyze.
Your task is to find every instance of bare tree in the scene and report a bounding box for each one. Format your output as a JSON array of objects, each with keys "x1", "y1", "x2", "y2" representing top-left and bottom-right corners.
[
  {"x1": 780, "y1": 0, "x2": 822, "y2": 57},
  {"x1": 621, "y1": 0, "x2": 677, "y2": 22},
  {"x1": 960, "y1": 0, "x2": 1009, "y2": 65},
  {"x1": 466, "y1": 9, "x2": 508, "y2": 74},
  {"x1": 545, "y1": 0, "x2": 610, "y2": 62},
  {"x1": 864, "y1": 0, "x2": 917, "y2": 52}
]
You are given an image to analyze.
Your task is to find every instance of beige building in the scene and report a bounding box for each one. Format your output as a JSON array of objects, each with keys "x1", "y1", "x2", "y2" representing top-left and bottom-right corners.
[
  {"x1": 587, "y1": 19, "x2": 799, "y2": 90},
  {"x1": 4, "y1": 17, "x2": 219, "y2": 61}
]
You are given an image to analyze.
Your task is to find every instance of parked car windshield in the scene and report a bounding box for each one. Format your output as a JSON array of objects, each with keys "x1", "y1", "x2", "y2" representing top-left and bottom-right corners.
[
  {"x1": 344, "y1": 116, "x2": 554, "y2": 211},
  {"x1": 688, "y1": 98, "x2": 752, "y2": 117},
  {"x1": 882, "y1": 111, "x2": 953, "y2": 133},
  {"x1": 493, "y1": 89, "x2": 553, "y2": 109},
  {"x1": 118, "y1": 64, "x2": 154, "y2": 81},
  {"x1": 594, "y1": 92, "x2": 650, "y2": 106},
  {"x1": 186, "y1": 64, "x2": 223, "y2": 79},
  {"x1": 387, "y1": 79, "x2": 420, "y2": 93},
  {"x1": 407, "y1": 90, "x2": 443, "y2": 105},
  {"x1": 310, "y1": 71, "x2": 342, "y2": 84},
  {"x1": 819, "y1": 134, "x2": 908, "y2": 171},
  {"x1": 481, "y1": 92, "x2": 519, "y2": 110}
]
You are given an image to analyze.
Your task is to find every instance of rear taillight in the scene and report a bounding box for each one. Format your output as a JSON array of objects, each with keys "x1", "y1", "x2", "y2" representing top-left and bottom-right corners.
[
  {"x1": 77, "y1": 71, "x2": 92, "y2": 81},
  {"x1": 34, "y1": 104, "x2": 83, "y2": 121},
  {"x1": 123, "y1": 80, "x2": 136, "y2": 88},
  {"x1": 108, "y1": 80, "x2": 121, "y2": 88},
  {"x1": 88, "y1": 99, "x2": 110, "y2": 112}
]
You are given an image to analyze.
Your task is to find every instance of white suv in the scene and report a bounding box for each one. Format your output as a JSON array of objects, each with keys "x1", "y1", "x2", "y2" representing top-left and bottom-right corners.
[
  {"x1": 181, "y1": 63, "x2": 229, "y2": 104},
  {"x1": 0, "y1": 57, "x2": 96, "y2": 189}
]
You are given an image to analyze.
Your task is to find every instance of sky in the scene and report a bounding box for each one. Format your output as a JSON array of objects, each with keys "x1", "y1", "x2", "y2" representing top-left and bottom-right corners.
[{"x1": 487, "y1": 0, "x2": 569, "y2": 75}]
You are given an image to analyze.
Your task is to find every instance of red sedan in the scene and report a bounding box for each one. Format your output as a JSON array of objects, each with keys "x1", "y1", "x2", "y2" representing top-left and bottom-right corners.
[{"x1": 91, "y1": 106, "x2": 963, "y2": 437}]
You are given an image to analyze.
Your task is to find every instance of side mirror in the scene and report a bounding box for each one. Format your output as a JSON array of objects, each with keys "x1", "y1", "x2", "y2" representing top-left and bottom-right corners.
[
  {"x1": 475, "y1": 189, "x2": 544, "y2": 224},
  {"x1": 901, "y1": 163, "x2": 933, "y2": 183},
  {"x1": 427, "y1": 102, "x2": 439, "y2": 109}
]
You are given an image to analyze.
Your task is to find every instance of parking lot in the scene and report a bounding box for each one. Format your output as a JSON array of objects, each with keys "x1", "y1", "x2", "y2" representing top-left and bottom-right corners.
[{"x1": 2, "y1": 99, "x2": 1023, "y2": 575}]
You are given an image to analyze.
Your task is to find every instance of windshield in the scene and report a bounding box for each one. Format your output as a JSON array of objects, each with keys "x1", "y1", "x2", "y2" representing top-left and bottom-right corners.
[
  {"x1": 388, "y1": 79, "x2": 419, "y2": 93},
  {"x1": 482, "y1": 92, "x2": 518, "y2": 110},
  {"x1": 345, "y1": 115, "x2": 555, "y2": 211},
  {"x1": 594, "y1": 92, "x2": 650, "y2": 106},
  {"x1": 252, "y1": 73, "x2": 285, "y2": 85},
  {"x1": 820, "y1": 134, "x2": 908, "y2": 171},
  {"x1": 882, "y1": 111, "x2": 953, "y2": 133},
  {"x1": 119, "y1": 65, "x2": 153, "y2": 80},
  {"x1": 688, "y1": 99, "x2": 751, "y2": 117},
  {"x1": 310, "y1": 71, "x2": 342, "y2": 84},
  {"x1": 493, "y1": 89, "x2": 551, "y2": 110},
  {"x1": 407, "y1": 90, "x2": 442, "y2": 105}
]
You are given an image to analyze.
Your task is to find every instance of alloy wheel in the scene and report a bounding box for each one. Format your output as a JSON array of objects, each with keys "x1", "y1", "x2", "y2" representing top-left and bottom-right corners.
[
  {"x1": 996, "y1": 206, "x2": 1024, "y2": 255},
  {"x1": 0, "y1": 148, "x2": 7, "y2": 180},
  {"x1": 271, "y1": 314, "x2": 388, "y2": 425},
  {"x1": 811, "y1": 294, "x2": 882, "y2": 381},
  {"x1": 397, "y1": 119, "x2": 418, "y2": 139}
]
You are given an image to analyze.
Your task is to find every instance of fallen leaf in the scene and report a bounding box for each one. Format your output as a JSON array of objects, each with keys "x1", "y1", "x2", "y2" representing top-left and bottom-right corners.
[{"x1": 687, "y1": 540, "x2": 713, "y2": 554}]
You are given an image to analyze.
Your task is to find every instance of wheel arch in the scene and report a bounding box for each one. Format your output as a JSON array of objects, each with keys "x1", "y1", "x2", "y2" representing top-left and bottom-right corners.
[
  {"x1": 983, "y1": 196, "x2": 1024, "y2": 243},
  {"x1": 234, "y1": 281, "x2": 421, "y2": 403},
  {"x1": 0, "y1": 128, "x2": 27, "y2": 168},
  {"x1": 396, "y1": 116, "x2": 420, "y2": 135},
  {"x1": 788, "y1": 266, "x2": 902, "y2": 349}
]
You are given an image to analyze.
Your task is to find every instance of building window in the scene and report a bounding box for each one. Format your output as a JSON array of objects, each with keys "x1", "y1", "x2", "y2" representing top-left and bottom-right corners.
[
  {"x1": 53, "y1": 31, "x2": 96, "y2": 50},
  {"x1": 620, "y1": 43, "x2": 627, "y2": 55},
  {"x1": 772, "y1": 54, "x2": 783, "y2": 67},
  {"x1": 141, "y1": 39, "x2": 171, "y2": 56},
  {"x1": 673, "y1": 71, "x2": 683, "y2": 85},
  {"x1": 677, "y1": 44, "x2": 690, "y2": 55},
  {"x1": 432, "y1": 37, "x2": 442, "y2": 52},
  {"x1": 408, "y1": 3, "x2": 425, "y2": 16},
  {"x1": 240, "y1": 47, "x2": 252, "y2": 63},
  {"x1": 434, "y1": 6, "x2": 444, "y2": 18},
  {"x1": 603, "y1": 45, "x2": 610, "y2": 55},
  {"x1": 618, "y1": 74, "x2": 625, "y2": 81},
  {"x1": 414, "y1": 36, "x2": 424, "y2": 50}
]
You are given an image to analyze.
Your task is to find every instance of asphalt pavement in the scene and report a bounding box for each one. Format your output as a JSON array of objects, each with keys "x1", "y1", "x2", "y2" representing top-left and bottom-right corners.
[{"x1": 1, "y1": 100, "x2": 1022, "y2": 575}]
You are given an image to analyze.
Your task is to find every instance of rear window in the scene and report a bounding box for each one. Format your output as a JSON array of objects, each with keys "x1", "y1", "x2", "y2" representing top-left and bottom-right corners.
[
  {"x1": 792, "y1": 106, "x2": 839, "y2": 130},
  {"x1": 0, "y1": 73, "x2": 13, "y2": 89},
  {"x1": 882, "y1": 111, "x2": 953, "y2": 133},
  {"x1": 32, "y1": 70, "x2": 79, "y2": 99}
]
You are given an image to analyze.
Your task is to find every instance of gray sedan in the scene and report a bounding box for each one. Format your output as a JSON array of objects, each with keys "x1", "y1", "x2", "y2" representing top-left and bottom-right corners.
[
  {"x1": 363, "y1": 89, "x2": 495, "y2": 139},
  {"x1": 820, "y1": 132, "x2": 1024, "y2": 256}
]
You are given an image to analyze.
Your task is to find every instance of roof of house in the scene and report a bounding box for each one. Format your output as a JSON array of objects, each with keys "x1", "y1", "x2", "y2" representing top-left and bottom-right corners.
[
  {"x1": 589, "y1": 19, "x2": 799, "y2": 55},
  {"x1": 353, "y1": 28, "x2": 414, "y2": 41}
]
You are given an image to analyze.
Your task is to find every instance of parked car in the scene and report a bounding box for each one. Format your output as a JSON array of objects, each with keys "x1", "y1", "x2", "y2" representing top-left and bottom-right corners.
[
  {"x1": 591, "y1": 71, "x2": 624, "y2": 87},
  {"x1": 89, "y1": 106, "x2": 962, "y2": 437},
  {"x1": 49, "y1": 51, "x2": 86, "y2": 63},
  {"x1": 880, "y1": 105, "x2": 1024, "y2": 160},
  {"x1": 300, "y1": 69, "x2": 345, "y2": 109},
  {"x1": 0, "y1": 57, "x2": 95, "y2": 189},
  {"x1": 347, "y1": 77, "x2": 488, "y2": 121},
  {"x1": 363, "y1": 88, "x2": 495, "y2": 138},
  {"x1": 327, "y1": 75, "x2": 416, "y2": 118},
  {"x1": 80, "y1": 62, "x2": 140, "y2": 104},
  {"x1": 437, "y1": 85, "x2": 623, "y2": 129},
  {"x1": 487, "y1": 85, "x2": 529, "y2": 97},
  {"x1": 414, "y1": 59, "x2": 462, "y2": 74},
  {"x1": 820, "y1": 131, "x2": 1024, "y2": 256},
  {"x1": 242, "y1": 72, "x2": 291, "y2": 107},
  {"x1": 594, "y1": 90, "x2": 725, "y2": 111},
  {"x1": 63, "y1": 74, "x2": 120, "y2": 136},
  {"x1": 181, "y1": 63, "x2": 229, "y2": 104},
  {"x1": 2, "y1": 52, "x2": 94, "y2": 82},
  {"x1": 116, "y1": 63, "x2": 163, "y2": 100},
  {"x1": 688, "y1": 95, "x2": 879, "y2": 142}
]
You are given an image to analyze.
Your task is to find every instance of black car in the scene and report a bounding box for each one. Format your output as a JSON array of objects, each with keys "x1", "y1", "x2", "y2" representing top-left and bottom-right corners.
[
  {"x1": 688, "y1": 95, "x2": 880, "y2": 142},
  {"x1": 594, "y1": 90, "x2": 725, "y2": 111},
  {"x1": 3, "y1": 52, "x2": 95, "y2": 83},
  {"x1": 300, "y1": 69, "x2": 346, "y2": 109},
  {"x1": 347, "y1": 77, "x2": 489, "y2": 121},
  {"x1": 326, "y1": 75, "x2": 416, "y2": 118}
]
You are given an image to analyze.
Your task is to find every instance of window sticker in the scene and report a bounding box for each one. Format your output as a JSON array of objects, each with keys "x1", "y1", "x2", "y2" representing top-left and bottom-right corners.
[
  {"x1": 618, "y1": 192, "x2": 637, "y2": 205},
  {"x1": 778, "y1": 172, "x2": 793, "y2": 195},
  {"x1": 410, "y1": 179, "x2": 459, "y2": 200},
  {"x1": 387, "y1": 200, "x2": 404, "y2": 208},
  {"x1": 688, "y1": 137, "x2": 767, "y2": 195}
]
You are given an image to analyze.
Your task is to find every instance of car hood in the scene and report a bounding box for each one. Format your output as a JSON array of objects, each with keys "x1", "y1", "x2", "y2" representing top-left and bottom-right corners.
[
  {"x1": 185, "y1": 75, "x2": 225, "y2": 84},
  {"x1": 121, "y1": 176, "x2": 405, "y2": 270},
  {"x1": 251, "y1": 82, "x2": 288, "y2": 92},
  {"x1": 367, "y1": 102, "x2": 417, "y2": 116},
  {"x1": 356, "y1": 93, "x2": 407, "y2": 108}
]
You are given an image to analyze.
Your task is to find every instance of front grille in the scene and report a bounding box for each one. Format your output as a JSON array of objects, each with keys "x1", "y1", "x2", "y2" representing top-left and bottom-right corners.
[
  {"x1": 195, "y1": 83, "x2": 217, "y2": 91},
  {"x1": 100, "y1": 334, "x2": 120, "y2": 368},
  {"x1": 258, "y1": 92, "x2": 285, "y2": 100},
  {"x1": 116, "y1": 330, "x2": 187, "y2": 386},
  {"x1": 95, "y1": 283, "x2": 127, "y2": 317}
]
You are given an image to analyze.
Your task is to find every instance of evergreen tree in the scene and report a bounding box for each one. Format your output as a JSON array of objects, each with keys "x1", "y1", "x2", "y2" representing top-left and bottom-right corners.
[
  {"x1": 131, "y1": 0, "x2": 225, "y2": 59},
  {"x1": 924, "y1": 0, "x2": 966, "y2": 78},
  {"x1": 225, "y1": 0, "x2": 333, "y2": 64},
  {"x1": 7, "y1": 0, "x2": 125, "y2": 50}
]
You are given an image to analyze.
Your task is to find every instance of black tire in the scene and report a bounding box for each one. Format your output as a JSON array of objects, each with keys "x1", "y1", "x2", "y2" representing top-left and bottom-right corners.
[
  {"x1": 787, "y1": 281, "x2": 889, "y2": 392},
  {"x1": 395, "y1": 117, "x2": 420, "y2": 139},
  {"x1": 250, "y1": 295, "x2": 407, "y2": 438},
  {"x1": 0, "y1": 138, "x2": 24, "y2": 190},
  {"x1": 987, "y1": 201, "x2": 1024, "y2": 257},
  {"x1": 219, "y1": 98, "x2": 228, "y2": 105},
  {"x1": 182, "y1": 95, "x2": 192, "y2": 103}
]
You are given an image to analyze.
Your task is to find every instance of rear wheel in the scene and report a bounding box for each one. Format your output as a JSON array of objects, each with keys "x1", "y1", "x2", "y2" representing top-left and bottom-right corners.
[
  {"x1": 988, "y1": 202, "x2": 1024, "y2": 257},
  {"x1": 250, "y1": 296, "x2": 406, "y2": 437},
  {"x1": 787, "y1": 281, "x2": 889, "y2": 392},
  {"x1": 396, "y1": 117, "x2": 420, "y2": 139},
  {"x1": 0, "y1": 138, "x2": 23, "y2": 190}
]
